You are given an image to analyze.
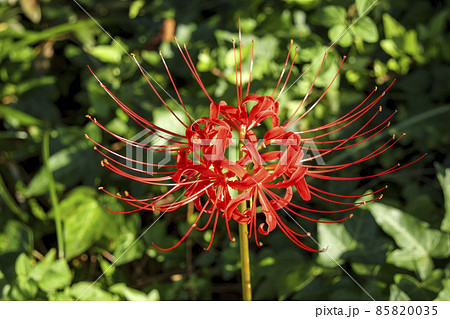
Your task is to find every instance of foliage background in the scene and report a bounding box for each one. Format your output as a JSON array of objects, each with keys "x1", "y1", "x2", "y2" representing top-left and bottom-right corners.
[{"x1": 0, "y1": 0, "x2": 449, "y2": 301}]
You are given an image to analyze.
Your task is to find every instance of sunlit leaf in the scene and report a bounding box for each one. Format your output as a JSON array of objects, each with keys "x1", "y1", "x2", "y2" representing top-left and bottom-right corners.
[
  {"x1": 382, "y1": 13, "x2": 406, "y2": 39},
  {"x1": 351, "y1": 16, "x2": 379, "y2": 43},
  {"x1": 369, "y1": 203, "x2": 450, "y2": 279}
]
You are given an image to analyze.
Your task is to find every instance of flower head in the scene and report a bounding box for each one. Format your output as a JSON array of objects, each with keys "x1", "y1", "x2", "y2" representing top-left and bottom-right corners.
[{"x1": 85, "y1": 22, "x2": 425, "y2": 252}]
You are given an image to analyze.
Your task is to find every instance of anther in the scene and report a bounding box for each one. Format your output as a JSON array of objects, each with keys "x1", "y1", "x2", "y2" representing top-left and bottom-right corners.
[
  {"x1": 100, "y1": 160, "x2": 104, "y2": 167},
  {"x1": 124, "y1": 190, "x2": 130, "y2": 197},
  {"x1": 84, "y1": 133, "x2": 90, "y2": 139},
  {"x1": 290, "y1": 39, "x2": 294, "y2": 44},
  {"x1": 103, "y1": 158, "x2": 109, "y2": 165},
  {"x1": 385, "y1": 185, "x2": 388, "y2": 189},
  {"x1": 231, "y1": 237, "x2": 236, "y2": 242},
  {"x1": 349, "y1": 214, "x2": 354, "y2": 218},
  {"x1": 392, "y1": 134, "x2": 396, "y2": 139},
  {"x1": 321, "y1": 245, "x2": 329, "y2": 252},
  {"x1": 379, "y1": 106, "x2": 382, "y2": 112},
  {"x1": 93, "y1": 146, "x2": 97, "y2": 150},
  {"x1": 258, "y1": 242, "x2": 263, "y2": 247},
  {"x1": 374, "y1": 86, "x2": 378, "y2": 91},
  {"x1": 387, "y1": 121, "x2": 391, "y2": 127},
  {"x1": 306, "y1": 232, "x2": 311, "y2": 237},
  {"x1": 402, "y1": 133, "x2": 406, "y2": 136},
  {"x1": 192, "y1": 223, "x2": 197, "y2": 227},
  {"x1": 379, "y1": 194, "x2": 384, "y2": 199},
  {"x1": 116, "y1": 192, "x2": 122, "y2": 198},
  {"x1": 130, "y1": 53, "x2": 135, "y2": 57},
  {"x1": 85, "y1": 114, "x2": 91, "y2": 119},
  {"x1": 98, "y1": 186, "x2": 104, "y2": 190}
]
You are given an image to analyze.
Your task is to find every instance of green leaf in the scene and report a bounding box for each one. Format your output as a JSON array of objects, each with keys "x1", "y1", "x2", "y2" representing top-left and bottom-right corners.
[
  {"x1": 292, "y1": 11, "x2": 311, "y2": 37},
  {"x1": 351, "y1": 16, "x2": 379, "y2": 43},
  {"x1": 70, "y1": 282, "x2": 115, "y2": 301},
  {"x1": 15, "y1": 253, "x2": 33, "y2": 278},
  {"x1": 404, "y1": 30, "x2": 419, "y2": 56},
  {"x1": 392, "y1": 272, "x2": 442, "y2": 300},
  {"x1": 147, "y1": 289, "x2": 160, "y2": 301},
  {"x1": 0, "y1": 105, "x2": 43, "y2": 128},
  {"x1": 313, "y1": 6, "x2": 347, "y2": 28},
  {"x1": 25, "y1": 126, "x2": 102, "y2": 198},
  {"x1": 25, "y1": 144, "x2": 76, "y2": 197},
  {"x1": 89, "y1": 45, "x2": 123, "y2": 64},
  {"x1": 10, "y1": 277, "x2": 39, "y2": 300},
  {"x1": 387, "y1": 249, "x2": 433, "y2": 281},
  {"x1": 29, "y1": 248, "x2": 72, "y2": 291},
  {"x1": 328, "y1": 24, "x2": 353, "y2": 47},
  {"x1": 276, "y1": 263, "x2": 321, "y2": 300},
  {"x1": 317, "y1": 212, "x2": 389, "y2": 267},
  {"x1": 355, "y1": 0, "x2": 375, "y2": 17},
  {"x1": 60, "y1": 187, "x2": 107, "y2": 259},
  {"x1": 369, "y1": 203, "x2": 450, "y2": 279},
  {"x1": 389, "y1": 284, "x2": 411, "y2": 301},
  {"x1": 0, "y1": 220, "x2": 33, "y2": 254},
  {"x1": 129, "y1": 0, "x2": 145, "y2": 19},
  {"x1": 110, "y1": 231, "x2": 145, "y2": 266},
  {"x1": 110, "y1": 283, "x2": 159, "y2": 301},
  {"x1": 435, "y1": 163, "x2": 450, "y2": 232},
  {"x1": 153, "y1": 108, "x2": 188, "y2": 136},
  {"x1": 35, "y1": 259, "x2": 72, "y2": 291},
  {"x1": 28, "y1": 198, "x2": 47, "y2": 221},
  {"x1": 382, "y1": 13, "x2": 406, "y2": 39},
  {"x1": 435, "y1": 279, "x2": 450, "y2": 301}
]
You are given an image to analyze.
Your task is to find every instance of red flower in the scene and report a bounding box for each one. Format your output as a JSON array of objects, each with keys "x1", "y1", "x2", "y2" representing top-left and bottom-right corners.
[{"x1": 85, "y1": 24, "x2": 425, "y2": 252}]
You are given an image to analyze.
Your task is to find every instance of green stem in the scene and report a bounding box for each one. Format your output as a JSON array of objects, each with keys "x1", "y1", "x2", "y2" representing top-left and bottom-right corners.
[
  {"x1": 43, "y1": 130, "x2": 64, "y2": 259},
  {"x1": 238, "y1": 127, "x2": 252, "y2": 301}
]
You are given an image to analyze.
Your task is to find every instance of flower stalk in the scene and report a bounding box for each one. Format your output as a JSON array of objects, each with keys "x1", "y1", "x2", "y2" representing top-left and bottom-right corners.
[
  {"x1": 238, "y1": 126, "x2": 252, "y2": 301},
  {"x1": 43, "y1": 130, "x2": 64, "y2": 259}
]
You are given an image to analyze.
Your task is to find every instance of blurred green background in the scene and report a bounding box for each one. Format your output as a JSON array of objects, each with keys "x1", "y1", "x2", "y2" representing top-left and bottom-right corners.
[{"x1": 0, "y1": 0, "x2": 449, "y2": 301}]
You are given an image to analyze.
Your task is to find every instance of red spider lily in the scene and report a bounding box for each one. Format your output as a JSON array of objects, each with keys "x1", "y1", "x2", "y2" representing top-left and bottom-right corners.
[{"x1": 85, "y1": 22, "x2": 425, "y2": 252}]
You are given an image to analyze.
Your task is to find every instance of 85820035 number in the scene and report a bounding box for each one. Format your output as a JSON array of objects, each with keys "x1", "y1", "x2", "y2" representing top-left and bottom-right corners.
[{"x1": 375, "y1": 305, "x2": 437, "y2": 316}]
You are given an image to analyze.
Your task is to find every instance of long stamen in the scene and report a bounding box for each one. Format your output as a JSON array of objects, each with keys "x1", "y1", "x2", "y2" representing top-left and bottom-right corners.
[
  {"x1": 159, "y1": 51, "x2": 193, "y2": 123},
  {"x1": 272, "y1": 39, "x2": 294, "y2": 98},
  {"x1": 283, "y1": 51, "x2": 327, "y2": 127},
  {"x1": 286, "y1": 55, "x2": 346, "y2": 129},
  {"x1": 246, "y1": 39, "x2": 255, "y2": 97},
  {"x1": 238, "y1": 18, "x2": 243, "y2": 103},
  {"x1": 232, "y1": 38, "x2": 240, "y2": 106},
  {"x1": 173, "y1": 37, "x2": 215, "y2": 103},
  {"x1": 300, "y1": 106, "x2": 382, "y2": 163},
  {"x1": 131, "y1": 54, "x2": 188, "y2": 128},
  {"x1": 87, "y1": 66, "x2": 186, "y2": 139},
  {"x1": 86, "y1": 115, "x2": 187, "y2": 150},
  {"x1": 275, "y1": 45, "x2": 298, "y2": 101},
  {"x1": 304, "y1": 109, "x2": 395, "y2": 144}
]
